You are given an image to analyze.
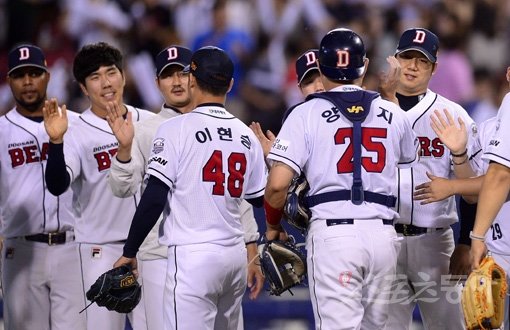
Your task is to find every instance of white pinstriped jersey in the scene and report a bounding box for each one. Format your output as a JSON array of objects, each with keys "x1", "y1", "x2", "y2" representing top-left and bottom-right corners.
[
  {"x1": 267, "y1": 85, "x2": 419, "y2": 221},
  {"x1": 0, "y1": 108, "x2": 79, "y2": 238},
  {"x1": 396, "y1": 90, "x2": 480, "y2": 228},
  {"x1": 482, "y1": 93, "x2": 510, "y2": 255},
  {"x1": 63, "y1": 105, "x2": 154, "y2": 244},
  {"x1": 147, "y1": 104, "x2": 266, "y2": 247},
  {"x1": 108, "y1": 105, "x2": 260, "y2": 260}
]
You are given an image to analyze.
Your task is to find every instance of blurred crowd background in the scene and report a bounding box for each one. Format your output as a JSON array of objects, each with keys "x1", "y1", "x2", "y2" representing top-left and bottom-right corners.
[{"x1": 0, "y1": 0, "x2": 509, "y2": 135}]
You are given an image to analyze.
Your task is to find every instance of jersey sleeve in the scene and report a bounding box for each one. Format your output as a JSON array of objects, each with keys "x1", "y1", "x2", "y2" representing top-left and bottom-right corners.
[
  {"x1": 239, "y1": 200, "x2": 259, "y2": 244},
  {"x1": 483, "y1": 93, "x2": 510, "y2": 169},
  {"x1": 146, "y1": 122, "x2": 179, "y2": 188},
  {"x1": 62, "y1": 129, "x2": 82, "y2": 182},
  {"x1": 243, "y1": 134, "x2": 267, "y2": 199},
  {"x1": 267, "y1": 105, "x2": 308, "y2": 175},
  {"x1": 397, "y1": 113, "x2": 420, "y2": 168},
  {"x1": 108, "y1": 134, "x2": 145, "y2": 198}
]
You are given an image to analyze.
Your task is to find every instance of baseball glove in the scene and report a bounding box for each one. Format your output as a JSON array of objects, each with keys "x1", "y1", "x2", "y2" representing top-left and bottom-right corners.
[
  {"x1": 85, "y1": 265, "x2": 142, "y2": 314},
  {"x1": 283, "y1": 174, "x2": 311, "y2": 235},
  {"x1": 462, "y1": 256, "x2": 507, "y2": 330},
  {"x1": 258, "y1": 237, "x2": 307, "y2": 296}
]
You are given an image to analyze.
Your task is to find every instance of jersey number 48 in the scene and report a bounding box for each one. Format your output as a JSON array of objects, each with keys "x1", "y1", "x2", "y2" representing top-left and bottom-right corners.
[{"x1": 202, "y1": 150, "x2": 246, "y2": 198}]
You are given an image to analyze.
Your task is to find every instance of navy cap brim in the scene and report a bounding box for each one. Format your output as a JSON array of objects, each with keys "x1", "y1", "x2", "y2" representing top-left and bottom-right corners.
[
  {"x1": 182, "y1": 65, "x2": 190, "y2": 73},
  {"x1": 157, "y1": 61, "x2": 187, "y2": 76},
  {"x1": 8, "y1": 63, "x2": 48, "y2": 75},
  {"x1": 395, "y1": 47, "x2": 436, "y2": 63},
  {"x1": 298, "y1": 67, "x2": 319, "y2": 85}
]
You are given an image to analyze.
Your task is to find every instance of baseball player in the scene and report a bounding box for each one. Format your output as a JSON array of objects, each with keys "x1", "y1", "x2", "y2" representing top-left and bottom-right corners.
[
  {"x1": 0, "y1": 45, "x2": 86, "y2": 329},
  {"x1": 264, "y1": 28, "x2": 419, "y2": 329},
  {"x1": 106, "y1": 45, "x2": 264, "y2": 329},
  {"x1": 470, "y1": 67, "x2": 510, "y2": 329},
  {"x1": 113, "y1": 46, "x2": 266, "y2": 330},
  {"x1": 383, "y1": 28, "x2": 481, "y2": 330},
  {"x1": 250, "y1": 48, "x2": 325, "y2": 157},
  {"x1": 42, "y1": 42, "x2": 154, "y2": 330}
]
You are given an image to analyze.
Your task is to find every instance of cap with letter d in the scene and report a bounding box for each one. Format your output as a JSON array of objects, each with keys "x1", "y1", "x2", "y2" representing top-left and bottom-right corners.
[
  {"x1": 8, "y1": 44, "x2": 48, "y2": 75},
  {"x1": 155, "y1": 45, "x2": 192, "y2": 76},
  {"x1": 184, "y1": 46, "x2": 233, "y2": 87},
  {"x1": 295, "y1": 49, "x2": 319, "y2": 85},
  {"x1": 318, "y1": 28, "x2": 366, "y2": 81},
  {"x1": 395, "y1": 28, "x2": 439, "y2": 63}
]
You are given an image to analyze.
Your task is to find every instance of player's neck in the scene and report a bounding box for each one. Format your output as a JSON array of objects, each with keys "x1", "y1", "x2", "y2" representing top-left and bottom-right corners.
[{"x1": 396, "y1": 92, "x2": 426, "y2": 111}]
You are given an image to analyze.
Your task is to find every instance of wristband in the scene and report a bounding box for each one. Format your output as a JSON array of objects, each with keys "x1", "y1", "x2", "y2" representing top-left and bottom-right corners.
[
  {"x1": 469, "y1": 231, "x2": 485, "y2": 242},
  {"x1": 264, "y1": 199, "x2": 283, "y2": 226},
  {"x1": 452, "y1": 155, "x2": 468, "y2": 165},
  {"x1": 451, "y1": 149, "x2": 467, "y2": 157}
]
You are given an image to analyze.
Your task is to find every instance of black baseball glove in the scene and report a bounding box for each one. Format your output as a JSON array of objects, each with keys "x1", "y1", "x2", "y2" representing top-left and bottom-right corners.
[
  {"x1": 283, "y1": 174, "x2": 311, "y2": 235},
  {"x1": 258, "y1": 237, "x2": 307, "y2": 296},
  {"x1": 85, "y1": 265, "x2": 142, "y2": 314}
]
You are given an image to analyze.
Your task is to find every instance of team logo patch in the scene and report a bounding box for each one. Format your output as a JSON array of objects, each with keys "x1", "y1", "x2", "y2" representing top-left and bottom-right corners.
[
  {"x1": 347, "y1": 105, "x2": 364, "y2": 114},
  {"x1": 339, "y1": 271, "x2": 352, "y2": 287},
  {"x1": 120, "y1": 275, "x2": 136, "y2": 288},
  {"x1": 92, "y1": 247, "x2": 102, "y2": 259},
  {"x1": 5, "y1": 247, "x2": 14, "y2": 259},
  {"x1": 152, "y1": 138, "x2": 165, "y2": 154},
  {"x1": 272, "y1": 138, "x2": 290, "y2": 153}
]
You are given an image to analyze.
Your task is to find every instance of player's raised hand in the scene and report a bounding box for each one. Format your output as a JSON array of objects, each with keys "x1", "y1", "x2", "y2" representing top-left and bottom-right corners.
[
  {"x1": 250, "y1": 121, "x2": 275, "y2": 158},
  {"x1": 105, "y1": 101, "x2": 134, "y2": 148},
  {"x1": 414, "y1": 172, "x2": 454, "y2": 204},
  {"x1": 430, "y1": 109, "x2": 467, "y2": 155},
  {"x1": 43, "y1": 98, "x2": 68, "y2": 144},
  {"x1": 378, "y1": 56, "x2": 401, "y2": 105}
]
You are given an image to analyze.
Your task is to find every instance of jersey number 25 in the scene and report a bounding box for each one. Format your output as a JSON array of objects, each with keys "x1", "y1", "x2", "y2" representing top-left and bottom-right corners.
[
  {"x1": 202, "y1": 150, "x2": 246, "y2": 197},
  {"x1": 335, "y1": 127, "x2": 387, "y2": 173}
]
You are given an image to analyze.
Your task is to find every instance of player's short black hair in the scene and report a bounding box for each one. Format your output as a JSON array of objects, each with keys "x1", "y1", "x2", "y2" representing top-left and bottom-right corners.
[
  {"x1": 194, "y1": 76, "x2": 229, "y2": 96},
  {"x1": 73, "y1": 42, "x2": 124, "y2": 85}
]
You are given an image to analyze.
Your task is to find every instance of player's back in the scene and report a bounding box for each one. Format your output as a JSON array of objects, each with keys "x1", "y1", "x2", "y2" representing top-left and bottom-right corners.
[
  {"x1": 269, "y1": 87, "x2": 418, "y2": 221},
  {"x1": 147, "y1": 104, "x2": 266, "y2": 247}
]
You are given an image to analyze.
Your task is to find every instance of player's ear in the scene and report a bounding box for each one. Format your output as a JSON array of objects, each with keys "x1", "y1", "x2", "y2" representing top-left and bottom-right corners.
[
  {"x1": 431, "y1": 62, "x2": 438, "y2": 75},
  {"x1": 78, "y1": 83, "x2": 88, "y2": 97},
  {"x1": 226, "y1": 78, "x2": 234, "y2": 94}
]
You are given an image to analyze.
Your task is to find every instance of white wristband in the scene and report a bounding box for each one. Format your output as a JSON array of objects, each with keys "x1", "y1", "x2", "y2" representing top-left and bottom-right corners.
[{"x1": 469, "y1": 231, "x2": 485, "y2": 242}]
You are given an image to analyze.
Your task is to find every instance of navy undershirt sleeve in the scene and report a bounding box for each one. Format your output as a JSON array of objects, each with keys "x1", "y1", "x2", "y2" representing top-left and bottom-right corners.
[
  {"x1": 45, "y1": 142, "x2": 71, "y2": 196},
  {"x1": 246, "y1": 196, "x2": 263, "y2": 208},
  {"x1": 458, "y1": 197, "x2": 476, "y2": 246},
  {"x1": 123, "y1": 175, "x2": 169, "y2": 258}
]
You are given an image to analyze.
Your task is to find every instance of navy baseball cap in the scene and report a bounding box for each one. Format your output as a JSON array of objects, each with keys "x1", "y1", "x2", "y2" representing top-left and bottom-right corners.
[
  {"x1": 296, "y1": 49, "x2": 319, "y2": 85},
  {"x1": 155, "y1": 46, "x2": 192, "y2": 76},
  {"x1": 8, "y1": 44, "x2": 48, "y2": 75},
  {"x1": 184, "y1": 46, "x2": 233, "y2": 87},
  {"x1": 395, "y1": 28, "x2": 439, "y2": 63}
]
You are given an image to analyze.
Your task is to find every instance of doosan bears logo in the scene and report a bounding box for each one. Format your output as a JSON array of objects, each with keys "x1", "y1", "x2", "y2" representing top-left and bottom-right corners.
[
  {"x1": 93, "y1": 143, "x2": 118, "y2": 172},
  {"x1": 8, "y1": 141, "x2": 49, "y2": 168},
  {"x1": 417, "y1": 136, "x2": 444, "y2": 157}
]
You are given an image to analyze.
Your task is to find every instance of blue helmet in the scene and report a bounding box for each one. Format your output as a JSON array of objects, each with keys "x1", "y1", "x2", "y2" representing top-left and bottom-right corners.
[{"x1": 319, "y1": 28, "x2": 366, "y2": 81}]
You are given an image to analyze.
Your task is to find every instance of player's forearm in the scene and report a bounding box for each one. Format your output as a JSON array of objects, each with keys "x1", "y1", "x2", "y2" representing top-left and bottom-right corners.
[
  {"x1": 115, "y1": 143, "x2": 132, "y2": 163},
  {"x1": 452, "y1": 151, "x2": 477, "y2": 179},
  {"x1": 451, "y1": 176, "x2": 484, "y2": 198},
  {"x1": 108, "y1": 157, "x2": 143, "y2": 198},
  {"x1": 240, "y1": 201, "x2": 259, "y2": 244},
  {"x1": 45, "y1": 142, "x2": 71, "y2": 196},
  {"x1": 123, "y1": 176, "x2": 168, "y2": 258},
  {"x1": 472, "y1": 163, "x2": 510, "y2": 237}
]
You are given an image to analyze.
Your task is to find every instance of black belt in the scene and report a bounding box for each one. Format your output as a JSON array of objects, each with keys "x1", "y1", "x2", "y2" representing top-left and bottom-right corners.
[
  {"x1": 326, "y1": 219, "x2": 393, "y2": 226},
  {"x1": 25, "y1": 232, "x2": 69, "y2": 245},
  {"x1": 394, "y1": 224, "x2": 444, "y2": 236}
]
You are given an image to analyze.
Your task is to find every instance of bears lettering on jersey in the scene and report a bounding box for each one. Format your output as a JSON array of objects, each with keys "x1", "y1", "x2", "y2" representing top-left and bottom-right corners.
[
  {"x1": 93, "y1": 148, "x2": 118, "y2": 172},
  {"x1": 8, "y1": 141, "x2": 49, "y2": 168},
  {"x1": 418, "y1": 136, "x2": 444, "y2": 157}
]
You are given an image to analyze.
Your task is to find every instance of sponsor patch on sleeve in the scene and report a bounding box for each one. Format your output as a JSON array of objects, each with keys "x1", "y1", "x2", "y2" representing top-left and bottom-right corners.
[{"x1": 272, "y1": 138, "x2": 290, "y2": 153}]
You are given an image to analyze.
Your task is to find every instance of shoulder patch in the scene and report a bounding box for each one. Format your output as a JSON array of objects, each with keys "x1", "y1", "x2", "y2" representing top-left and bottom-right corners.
[{"x1": 152, "y1": 138, "x2": 165, "y2": 154}]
